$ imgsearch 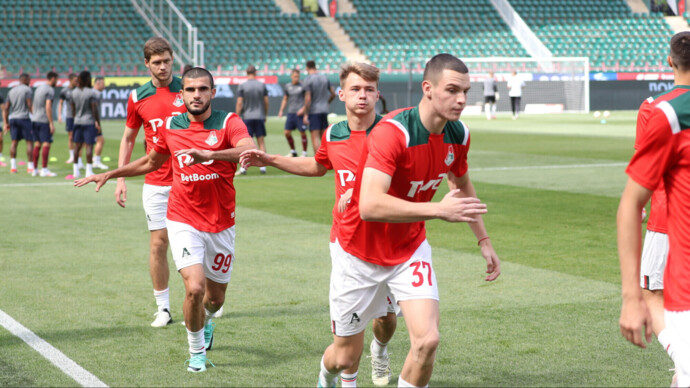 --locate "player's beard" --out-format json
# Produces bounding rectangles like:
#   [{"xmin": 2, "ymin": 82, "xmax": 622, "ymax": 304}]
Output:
[{"xmin": 186, "ymin": 99, "xmax": 211, "ymax": 116}]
